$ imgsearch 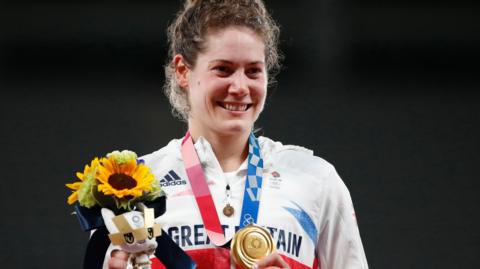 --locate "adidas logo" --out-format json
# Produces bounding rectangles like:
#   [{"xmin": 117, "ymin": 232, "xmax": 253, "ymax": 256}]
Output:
[{"xmin": 160, "ymin": 170, "xmax": 187, "ymax": 187}]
